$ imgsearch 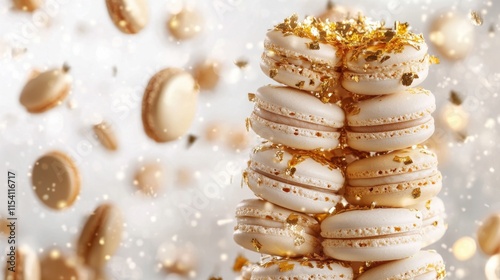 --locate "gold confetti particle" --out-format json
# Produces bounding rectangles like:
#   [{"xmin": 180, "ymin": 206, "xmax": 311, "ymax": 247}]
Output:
[
  {"xmin": 235, "ymin": 59, "xmax": 248, "ymax": 69},
  {"xmin": 401, "ymin": 72, "xmax": 418, "ymax": 86},
  {"xmin": 248, "ymin": 93, "xmax": 256, "ymax": 102},
  {"xmin": 306, "ymin": 41, "xmax": 320, "ymax": 50},
  {"xmin": 278, "ymin": 262, "xmax": 295, "ymax": 272},
  {"xmin": 187, "ymin": 134, "xmax": 198, "ymax": 148},
  {"xmin": 286, "ymin": 213, "xmax": 300, "ymax": 225},
  {"xmin": 432, "ymin": 221, "xmax": 439, "ymax": 227},
  {"xmin": 429, "ymin": 55, "xmax": 440, "ymax": 64},
  {"xmin": 232, "ymin": 255, "xmax": 249, "ymax": 272},
  {"xmin": 449, "ymin": 90, "xmax": 463, "ymax": 106},
  {"xmin": 269, "ymin": 68, "xmax": 278, "ymax": 78},
  {"xmin": 245, "ymin": 118, "xmax": 251, "ymax": 132},
  {"xmin": 393, "ymin": 155, "xmax": 413, "ymax": 165},
  {"xmin": 285, "ymin": 167, "xmax": 297, "ymax": 177},
  {"xmin": 274, "ymin": 150, "xmax": 284, "ymax": 162},
  {"xmin": 251, "ymin": 238, "xmax": 262, "ymax": 252},
  {"xmin": 469, "ymin": 10, "xmax": 483, "ymax": 26},
  {"xmin": 380, "ymin": 55, "xmax": 391, "ymax": 63},
  {"xmin": 62, "ymin": 63, "xmax": 71, "ymax": 73},
  {"xmin": 412, "ymin": 188, "xmax": 421, "ymax": 199}
]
